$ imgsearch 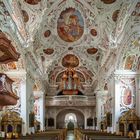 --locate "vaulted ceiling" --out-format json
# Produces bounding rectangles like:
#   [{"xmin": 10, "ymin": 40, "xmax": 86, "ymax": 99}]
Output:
[{"xmin": 0, "ymin": 0, "xmax": 140, "ymax": 94}]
